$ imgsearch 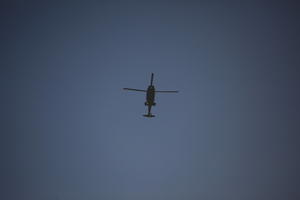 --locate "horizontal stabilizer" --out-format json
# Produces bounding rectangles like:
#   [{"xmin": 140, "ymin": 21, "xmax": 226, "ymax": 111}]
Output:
[{"xmin": 143, "ymin": 114, "xmax": 155, "ymax": 118}]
